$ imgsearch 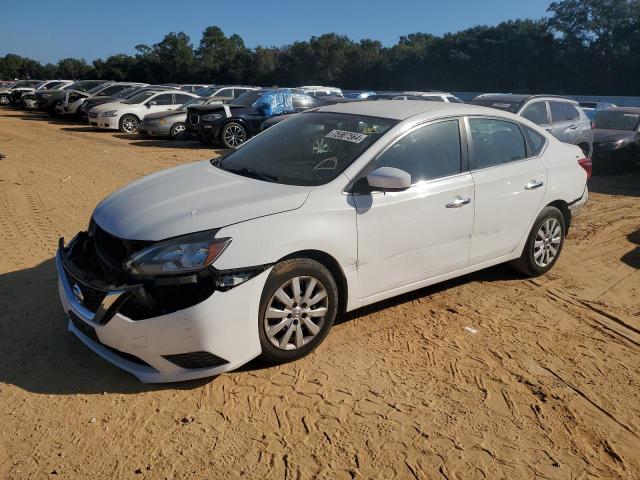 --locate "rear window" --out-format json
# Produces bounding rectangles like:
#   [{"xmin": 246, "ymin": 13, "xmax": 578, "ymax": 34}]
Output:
[{"xmin": 470, "ymin": 99, "xmax": 522, "ymax": 114}]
